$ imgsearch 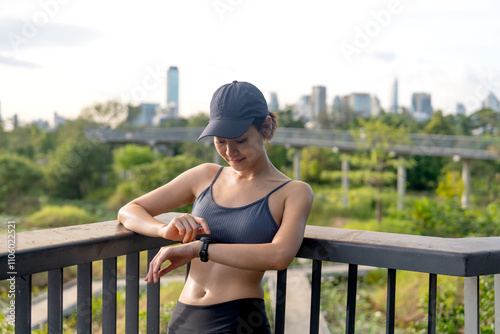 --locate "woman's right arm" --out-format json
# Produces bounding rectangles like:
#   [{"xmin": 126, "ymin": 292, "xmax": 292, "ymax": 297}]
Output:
[{"xmin": 117, "ymin": 163, "xmax": 216, "ymax": 241}]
